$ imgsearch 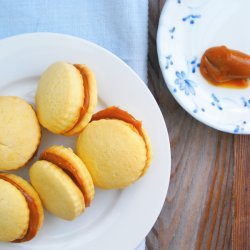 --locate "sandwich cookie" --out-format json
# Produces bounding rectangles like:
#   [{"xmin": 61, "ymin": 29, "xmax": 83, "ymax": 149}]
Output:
[
  {"xmin": 0, "ymin": 96, "xmax": 41, "ymax": 170},
  {"xmin": 36, "ymin": 62, "xmax": 97, "ymax": 135},
  {"xmin": 76, "ymin": 106, "xmax": 152, "ymax": 189},
  {"xmin": 30, "ymin": 146, "xmax": 94, "ymax": 220},
  {"xmin": 0, "ymin": 173, "xmax": 44, "ymax": 242}
]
